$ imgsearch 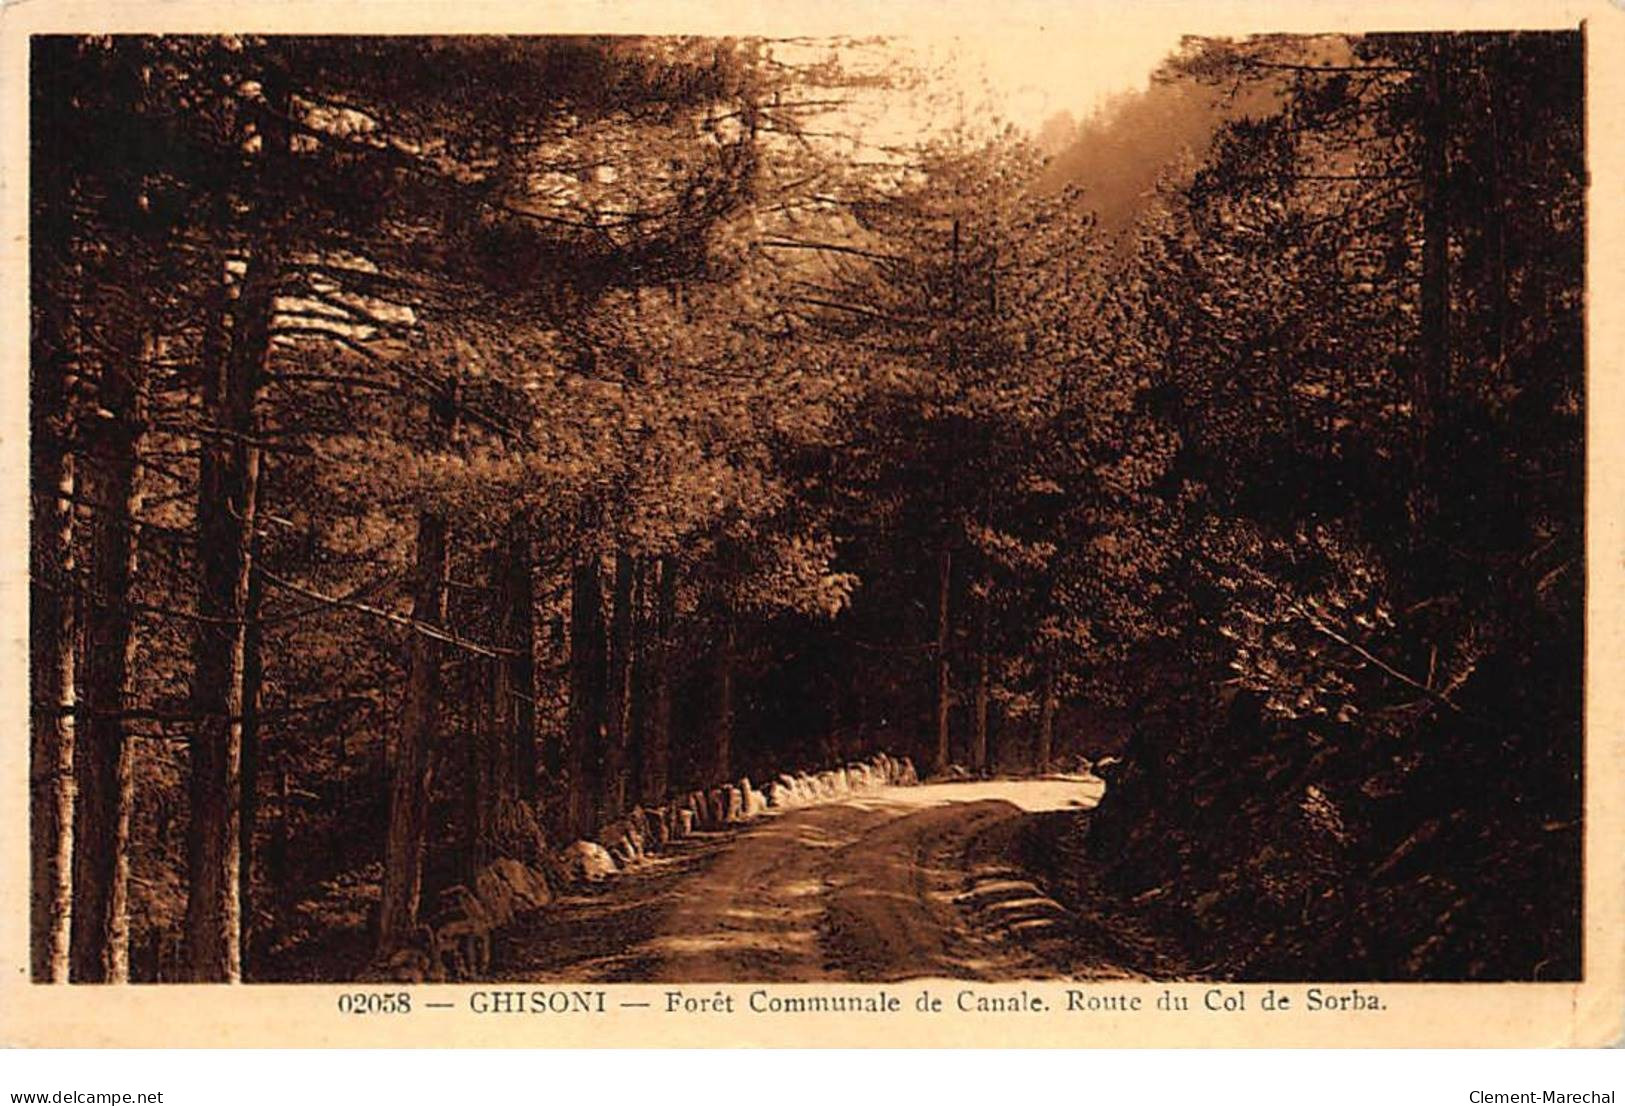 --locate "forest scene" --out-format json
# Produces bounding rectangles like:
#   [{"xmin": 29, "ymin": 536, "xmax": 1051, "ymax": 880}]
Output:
[{"xmin": 27, "ymin": 29, "xmax": 1583, "ymax": 987}]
